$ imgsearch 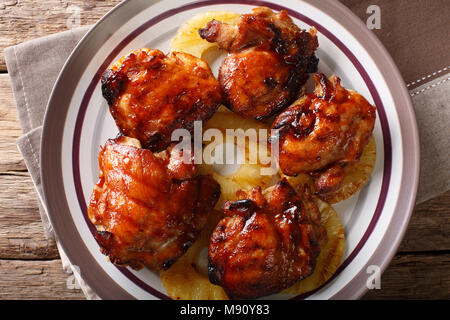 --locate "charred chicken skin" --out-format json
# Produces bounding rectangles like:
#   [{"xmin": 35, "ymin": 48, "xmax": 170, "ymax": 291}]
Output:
[
  {"xmin": 209, "ymin": 179, "xmax": 326, "ymax": 299},
  {"xmin": 270, "ymin": 73, "xmax": 376, "ymax": 195},
  {"xmin": 199, "ymin": 7, "xmax": 319, "ymax": 120},
  {"xmin": 88, "ymin": 136, "xmax": 220, "ymax": 271},
  {"xmin": 101, "ymin": 49, "xmax": 222, "ymax": 152}
]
